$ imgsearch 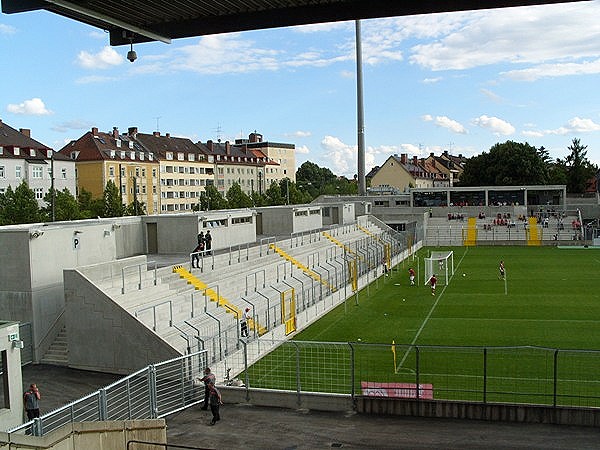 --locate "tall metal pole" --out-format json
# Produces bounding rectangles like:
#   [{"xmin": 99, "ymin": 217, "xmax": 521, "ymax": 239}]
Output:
[
  {"xmin": 355, "ymin": 20, "xmax": 366, "ymax": 196},
  {"xmin": 50, "ymin": 150, "xmax": 55, "ymax": 221}
]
